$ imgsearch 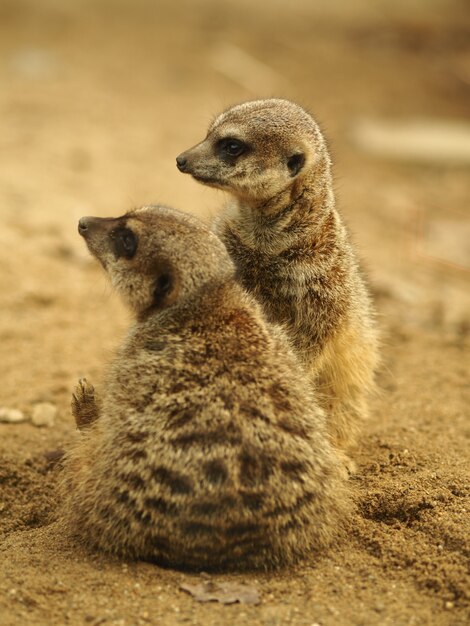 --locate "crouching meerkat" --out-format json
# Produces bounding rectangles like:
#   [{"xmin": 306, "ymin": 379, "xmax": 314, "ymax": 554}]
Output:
[
  {"xmin": 64, "ymin": 205, "xmax": 349, "ymax": 571},
  {"xmin": 176, "ymin": 99, "xmax": 379, "ymax": 452}
]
